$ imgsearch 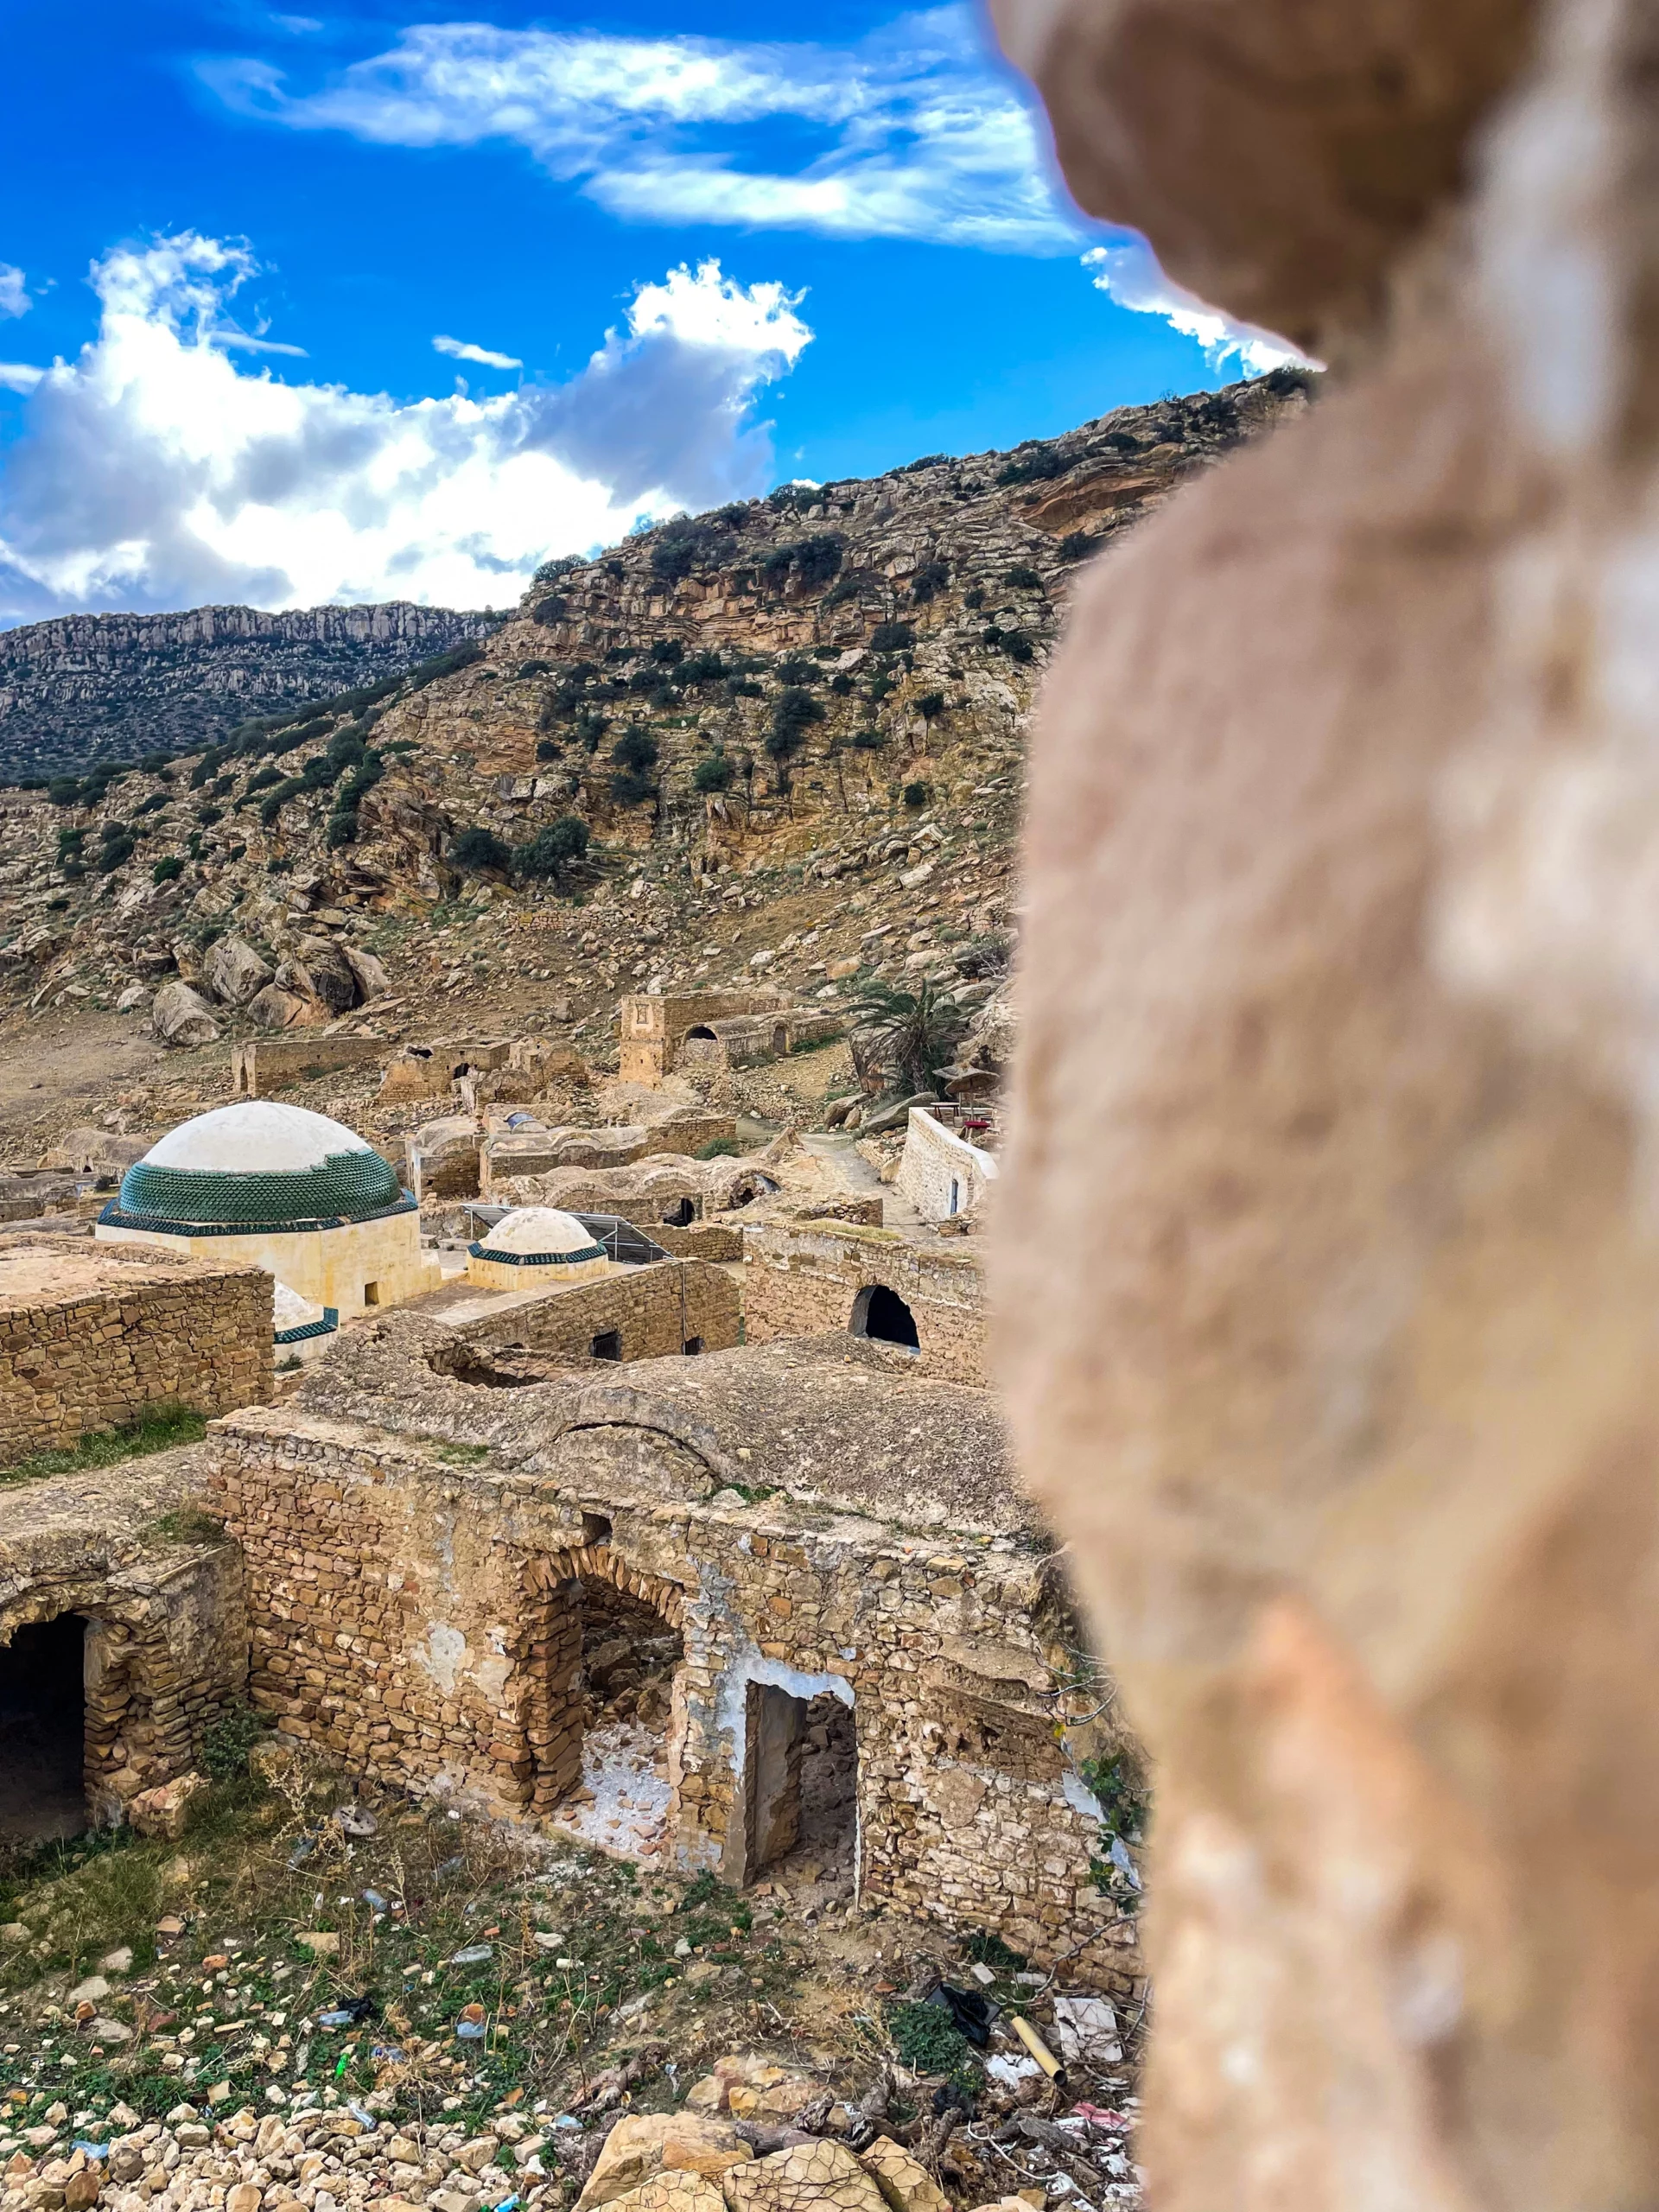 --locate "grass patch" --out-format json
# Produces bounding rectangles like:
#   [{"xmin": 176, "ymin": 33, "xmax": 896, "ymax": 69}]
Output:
[
  {"xmin": 143, "ymin": 1506, "xmax": 226, "ymax": 1545},
  {"xmin": 0, "ymin": 1403, "xmax": 207, "ymax": 1488}
]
